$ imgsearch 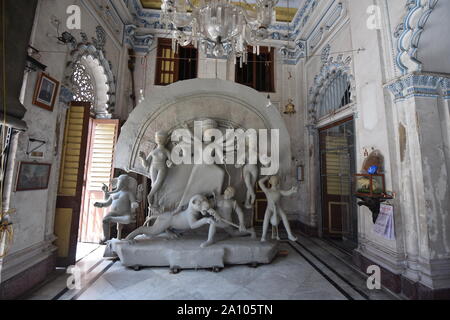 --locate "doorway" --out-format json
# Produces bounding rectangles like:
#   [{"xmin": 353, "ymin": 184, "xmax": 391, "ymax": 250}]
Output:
[
  {"xmin": 78, "ymin": 119, "xmax": 119, "ymax": 244},
  {"xmin": 53, "ymin": 105, "xmax": 118, "ymax": 267},
  {"xmin": 319, "ymin": 117, "xmax": 357, "ymax": 251}
]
